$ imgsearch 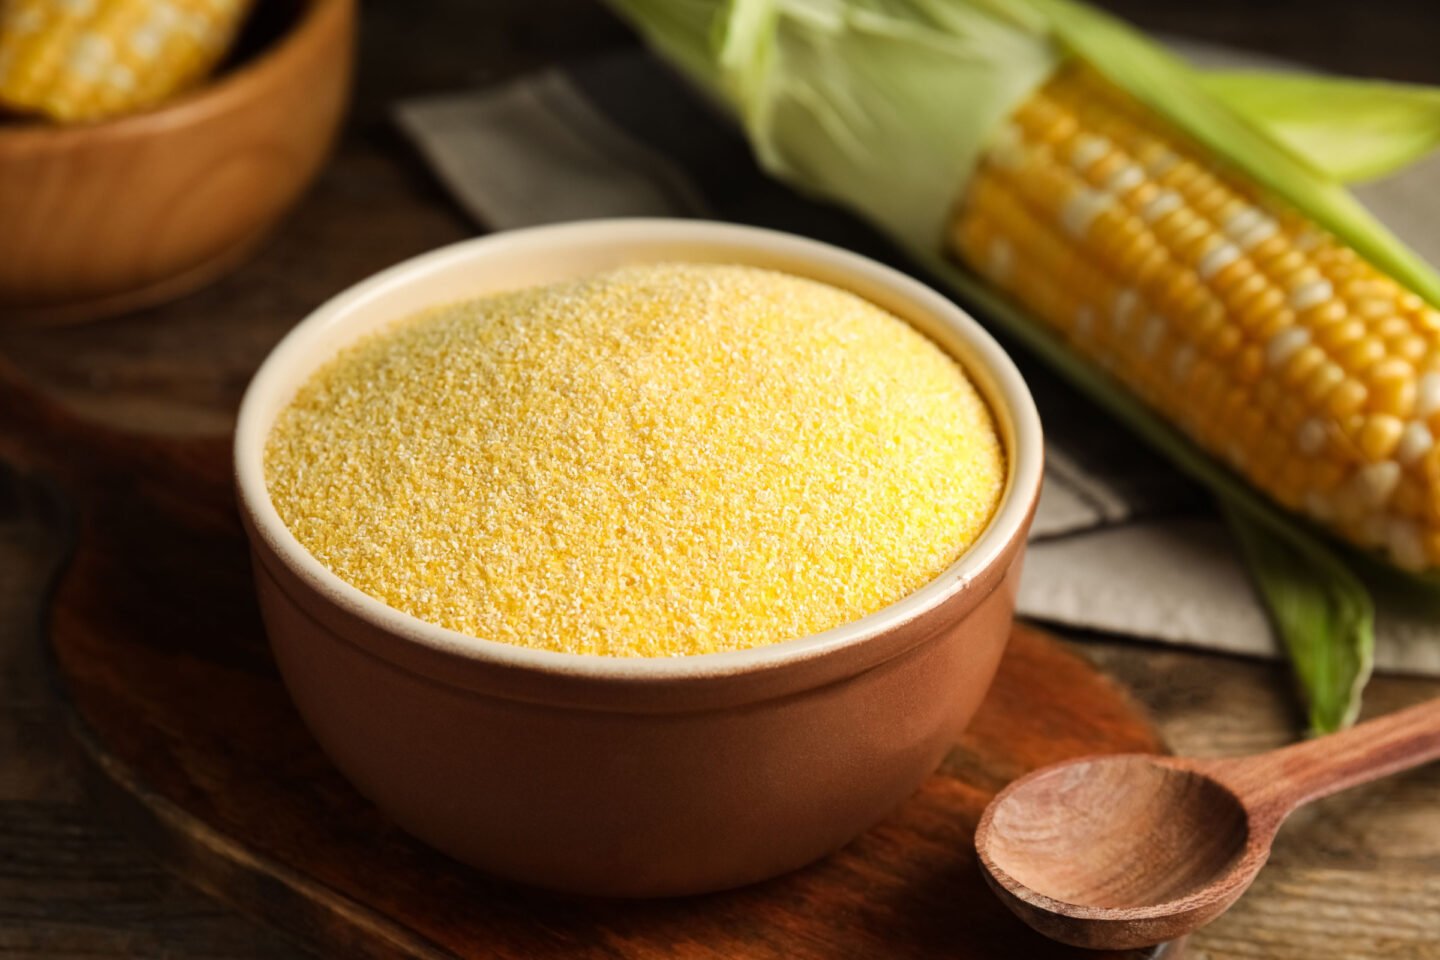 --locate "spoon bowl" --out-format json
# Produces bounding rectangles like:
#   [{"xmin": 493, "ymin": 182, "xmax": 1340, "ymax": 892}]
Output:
[
  {"xmin": 976, "ymin": 755, "xmax": 1262, "ymax": 950},
  {"xmin": 975, "ymin": 699, "xmax": 1440, "ymax": 950}
]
